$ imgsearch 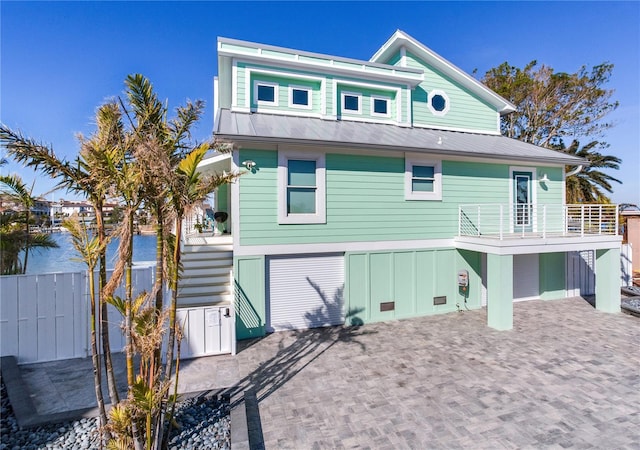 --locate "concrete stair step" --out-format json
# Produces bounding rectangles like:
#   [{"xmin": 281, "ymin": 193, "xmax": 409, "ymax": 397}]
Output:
[
  {"xmin": 176, "ymin": 294, "xmax": 233, "ymax": 307},
  {"xmin": 181, "ymin": 267, "xmax": 232, "ymax": 277},
  {"xmin": 178, "ymin": 284, "xmax": 231, "ymax": 296}
]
